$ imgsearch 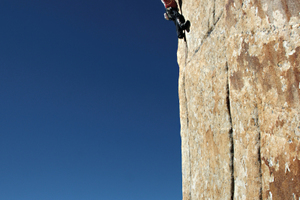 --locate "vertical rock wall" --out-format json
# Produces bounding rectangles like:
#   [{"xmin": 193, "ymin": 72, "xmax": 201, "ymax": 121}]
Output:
[{"xmin": 177, "ymin": 0, "xmax": 300, "ymax": 199}]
